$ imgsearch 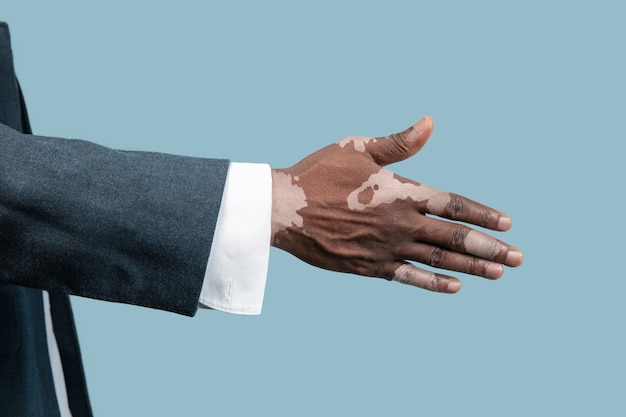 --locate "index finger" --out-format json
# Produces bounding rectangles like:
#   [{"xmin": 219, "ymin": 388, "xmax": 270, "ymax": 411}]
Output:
[
  {"xmin": 396, "ymin": 175, "xmax": 512, "ymax": 231},
  {"xmin": 428, "ymin": 190, "xmax": 512, "ymax": 231}
]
